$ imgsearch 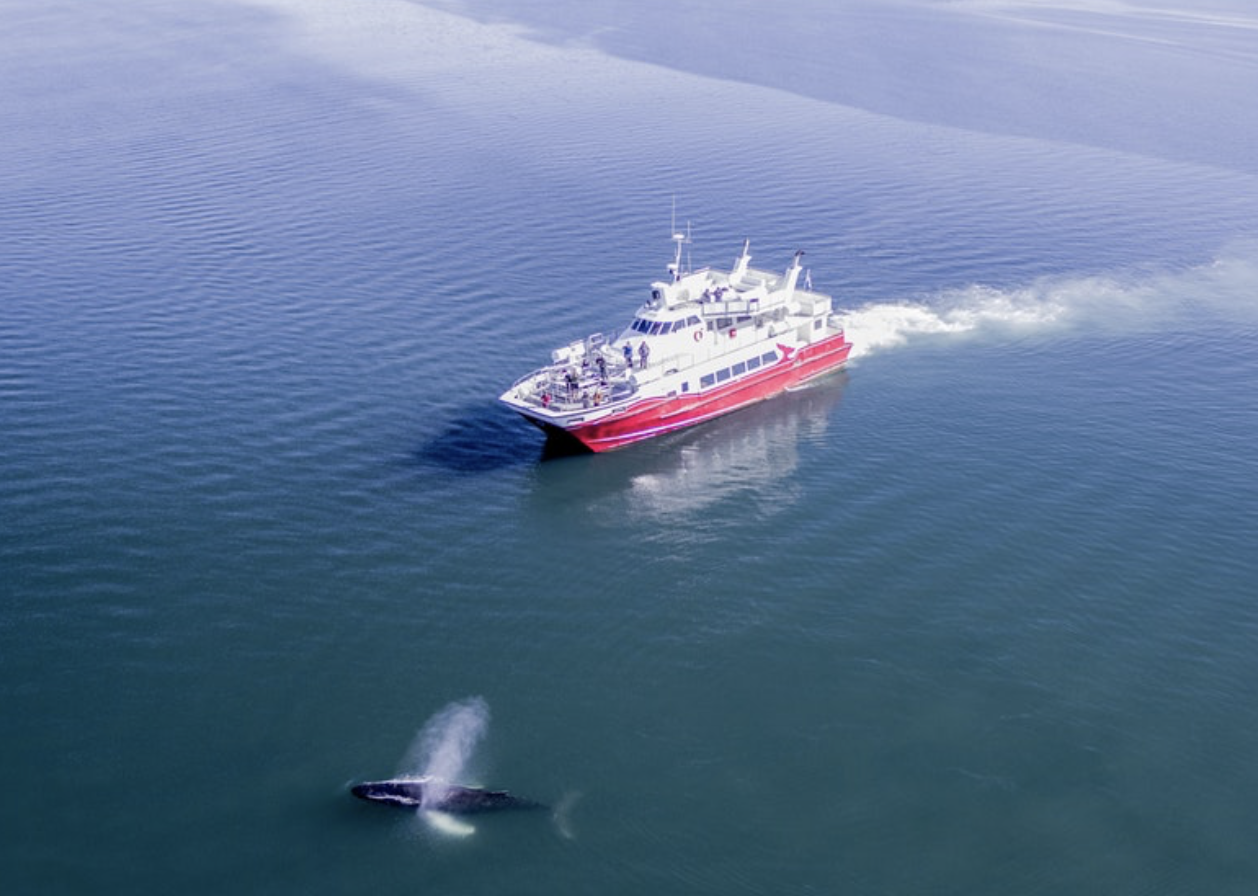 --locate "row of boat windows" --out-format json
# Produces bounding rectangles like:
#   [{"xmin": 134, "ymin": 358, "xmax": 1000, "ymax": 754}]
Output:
[
  {"xmin": 630, "ymin": 315, "xmax": 701, "ymax": 335},
  {"xmin": 697, "ymin": 351, "xmax": 778, "ymax": 389}
]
